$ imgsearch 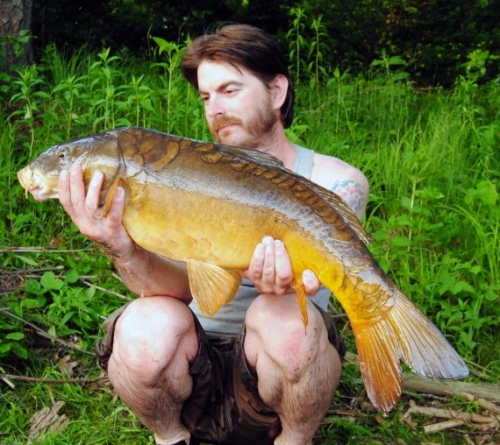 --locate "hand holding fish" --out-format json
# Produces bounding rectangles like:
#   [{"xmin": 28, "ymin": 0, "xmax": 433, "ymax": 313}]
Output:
[
  {"xmin": 244, "ymin": 235, "xmax": 321, "ymax": 296},
  {"xmin": 58, "ymin": 163, "xmax": 193, "ymax": 300},
  {"xmin": 58, "ymin": 164, "xmax": 134, "ymax": 261}
]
